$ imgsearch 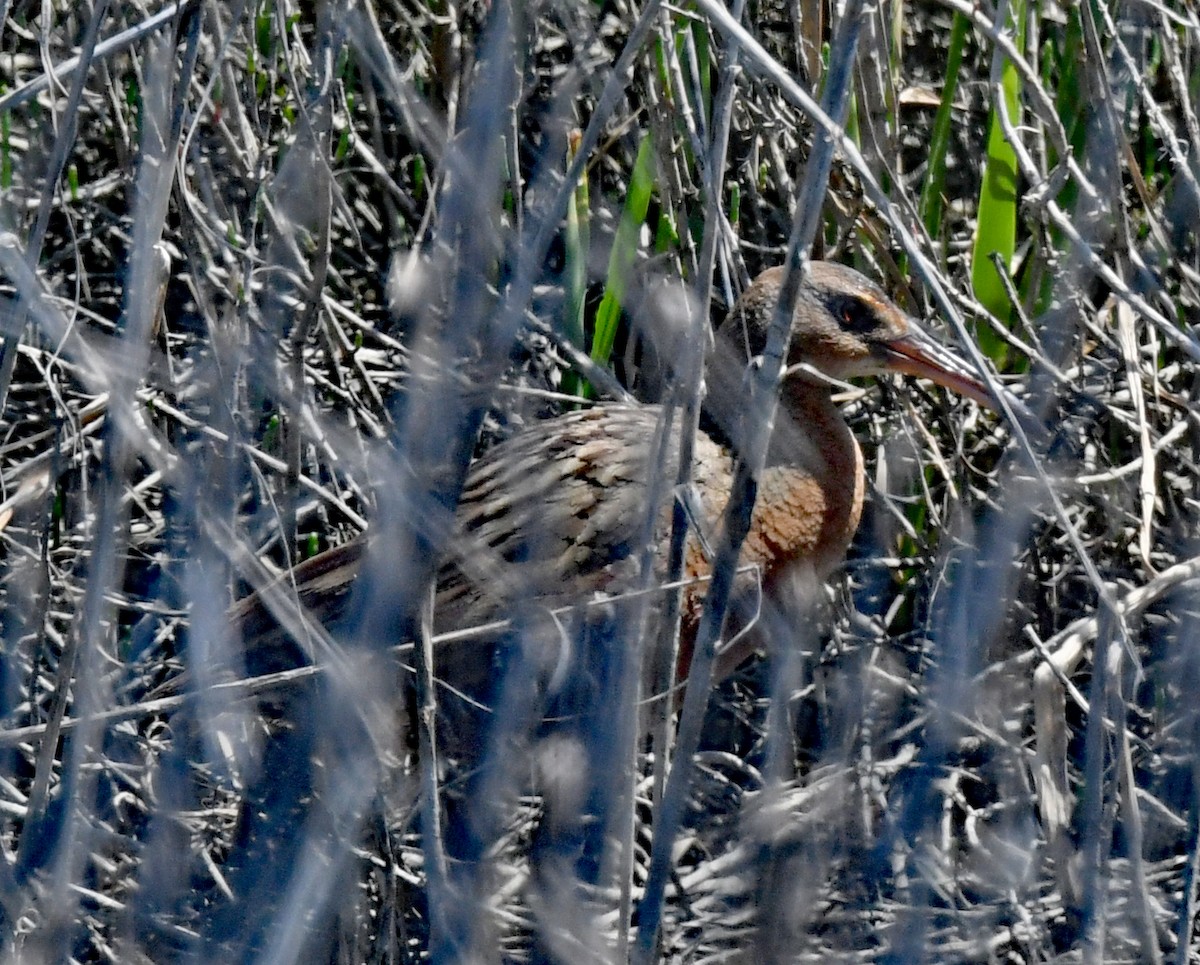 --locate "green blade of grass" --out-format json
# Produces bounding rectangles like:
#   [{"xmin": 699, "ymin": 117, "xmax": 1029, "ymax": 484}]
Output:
[
  {"xmin": 562, "ymin": 130, "xmax": 590, "ymax": 400},
  {"xmin": 590, "ymin": 132, "xmax": 656, "ymax": 377},
  {"xmin": 1032, "ymin": 6, "xmax": 1086, "ymax": 320},
  {"xmin": 691, "ymin": 16, "xmax": 712, "ymax": 127},
  {"xmin": 918, "ymin": 11, "xmax": 970, "ymax": 244},
  {"xmin": 2, "ymin": 98, "xmax": 13, "ymax": 191},
  {"xmin": 970, "ymin": 0, "xmax": 1026, "ymax": 362}
]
